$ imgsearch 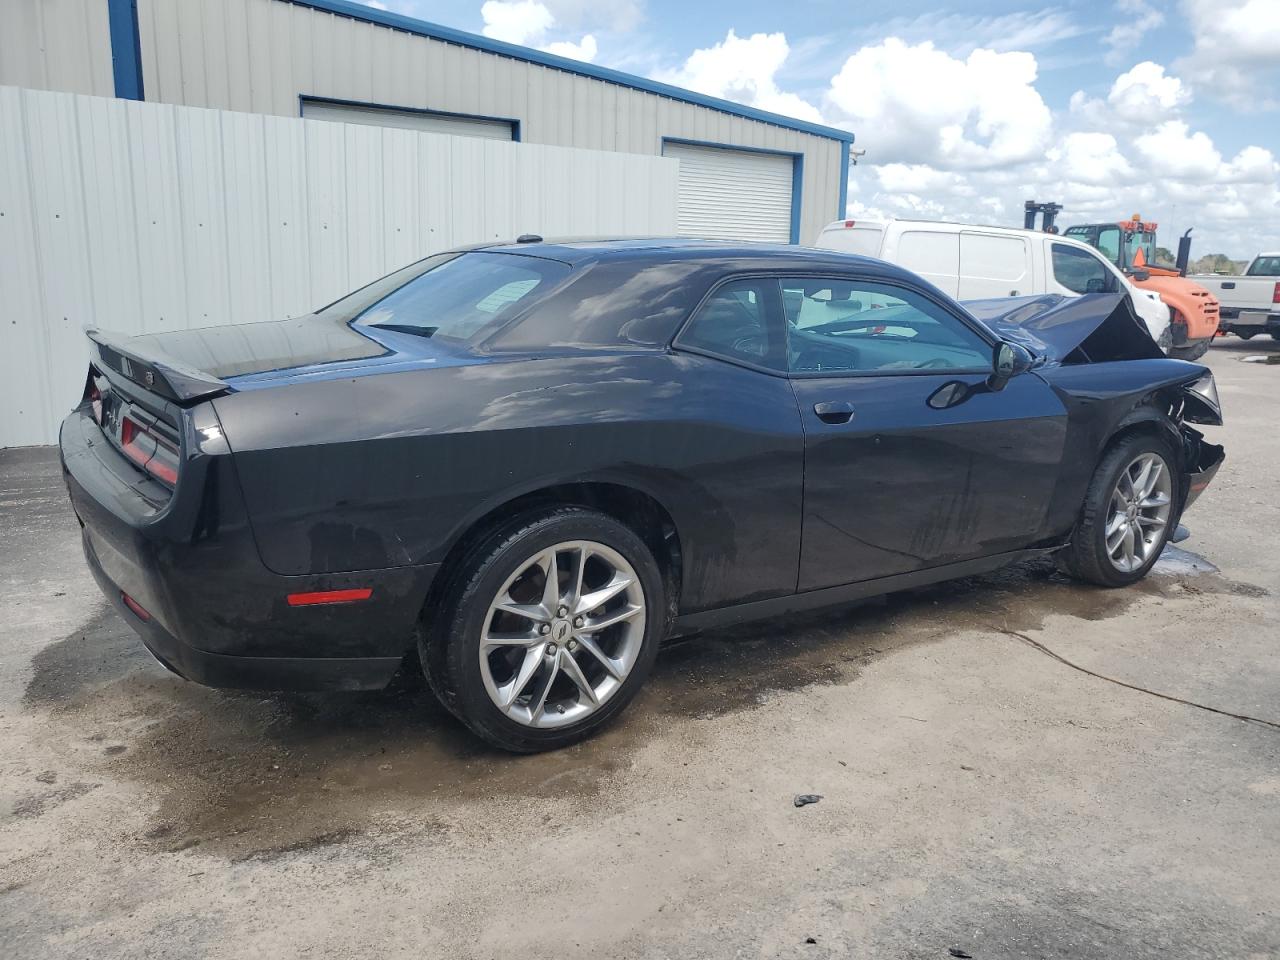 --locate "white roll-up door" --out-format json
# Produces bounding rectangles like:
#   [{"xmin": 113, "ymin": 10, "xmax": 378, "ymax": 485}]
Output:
[
  {"xmin": 302, "ymin": 99, "xmax": 515, "ymax": 140},
  {"xmin": 662, "ymin": 141, "xmax": 794, "ymax": 243}
]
